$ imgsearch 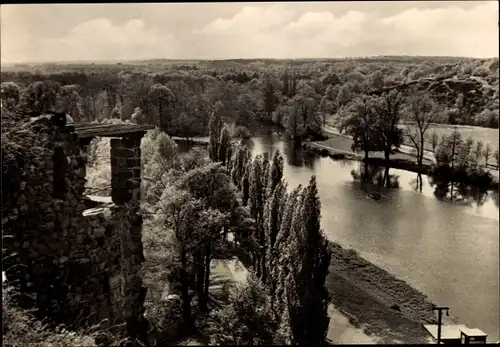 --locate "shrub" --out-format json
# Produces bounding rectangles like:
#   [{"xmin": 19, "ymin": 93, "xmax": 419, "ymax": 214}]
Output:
[{"xmin": 3, "ymin": 289, "xmax": 97, "ymax": 347}]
